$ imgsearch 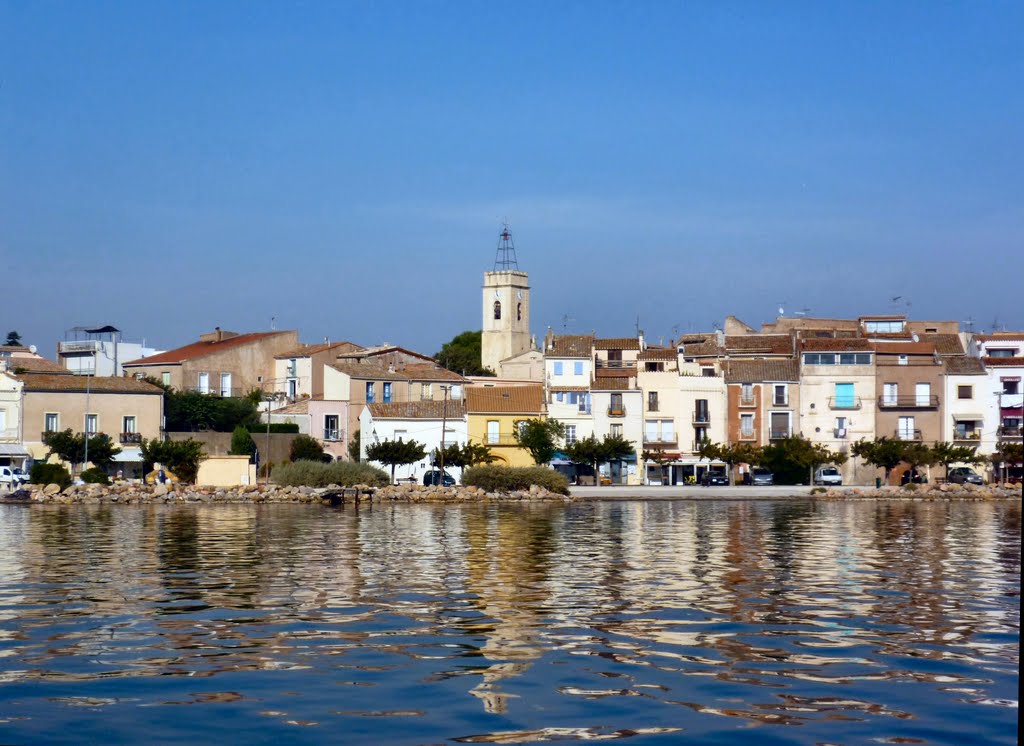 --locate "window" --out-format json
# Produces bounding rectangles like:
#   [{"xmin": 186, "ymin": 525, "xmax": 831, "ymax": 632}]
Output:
[
  {"xmin": 770, "ymin": 412, "xmax": 790, "ymax": 438},
  {"xmin": 1003, "ymin": 379, "xmax": 1020, "ymax": 395},
  {"xmin": 957, "ymin": 385, "xmax": 973, "ymax": 400},
  {"xmin": 45, "ymin": 413, "xmax": 59, "ymax": 432},
  {"xmin": 553, "ymin": 362, "xmax": 564, "ymax": 376},
  {"xmin": 610, "ymin": 423, "xmax": 623, "ymax": 438},
  {"xmin": 324, "ymin": 414, "xmax": 340, "ymax": 441},
  {"xmin": 579, "ymin": 393, "xmax": 591, "ymax": 414},
  {"xmin": 220, "ymin": 372, "xmax": 232, "ymax": 397},
  {"xmin": 740, "ymin": 413, "xmax": 754, "ymax": 437},
  {"xmin": 643, "ymin": 419, "xmax": 674, "ymax": 442},
  {"xmin": 365, "ymin": 382, "xmax": 375, "ymax": 403},
  {"xmin": 122, "ymin": 416, "xmax": 136, "ymax": 434},
  {"xmin": 898, "ymin": 354, "xmax": 908, "ymax": 366},
  {"xmin": 865, "ymin": 320, "xmax": 905, "ymax": 333},
  {"xmin": 609, "ymin": 393, "xmax": 623, "ymax": 414},
  {"xmin": 695, "ymin": 399, "xmax": 709, "ymax": 422},
  {"xmin": 989, "ymin": 349, "xmax": 1016, "ymax": 358},
  {"xmin": 486, "ymin": 420, "xmax": 500, "ymax": 444},
  {"xmin": 161, "ymin": 372, "xmax": 171, "ymax": 387},
  {"xmin": 517, "ymin": 303, "xmax": 522, "ymax": 321},
  {"xmin": 85, "ymin": 414, "xmax": 98, "ymax": 435},
  {"xmin": 701, "ymin": 367, "xmax": 716, "ymax": 377},
  {"xmin": 493, "ymin": 301, "xmax": 501, "ymax": 320},
  {"xmin": 883, "ymin": 383, "xmax": 898, "ymax": 405},
  {"xmin": 608, "ymin": 349, "xmax": 622, "ymax": 362},
  {"xmin": 574, "ymin": 361, "xmax": 583, "ymax": 376},
  {"xmin": 383, "ymin": 382, "xmax": 392, "ymax": 403},
  {"xmin": 834, "ymin": 383, "xmax": 855, "ymax": 408},
  {"xmin": 565, "ymin": 425, "xmax": 577, "ymax": 444},
  {"xmin": 803, "ymin": 353, "xmax": 836, "ymax": 365},
  {"xmin": 694, "ymin": 426, "xmax": 708, "ymax": 446},
  {"xmin": 834, "ymin": 416, "xmax": 847, "ymax": 438},
  {"xmin": 554, "ymin": 392, "xmax": 563, "ymax": 403},
  {"xmin": 421, "ymin": 383, "xmax": 432, "ymax": 400},
  {"xmin": 288, "ymin": 379, "xmax": 297, "ymax": 399},
  {"xmin": 197, "ymin": 372, "xmax": 209, "ymax": 394},
  {"xmin": 773, "ymin": 384, "xmax": 787, "ymax": 406},
  {"xmin": 645, "ymin": 420, "xmax": 658, "ymax": 442},
  {"xmin": 898, "ymin": 416, "xmax": 916, "ymax": 440},
  {"xmin": 740, "ymin": 383, "xmax": 754, "ymax": 404},
  {"xmin": 648, "ymin": 391, "xmax": 659, "ymax": 411},
  {"xmin": 915, "ymin": 383, "xmax": 931, "ymax": 406}
]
